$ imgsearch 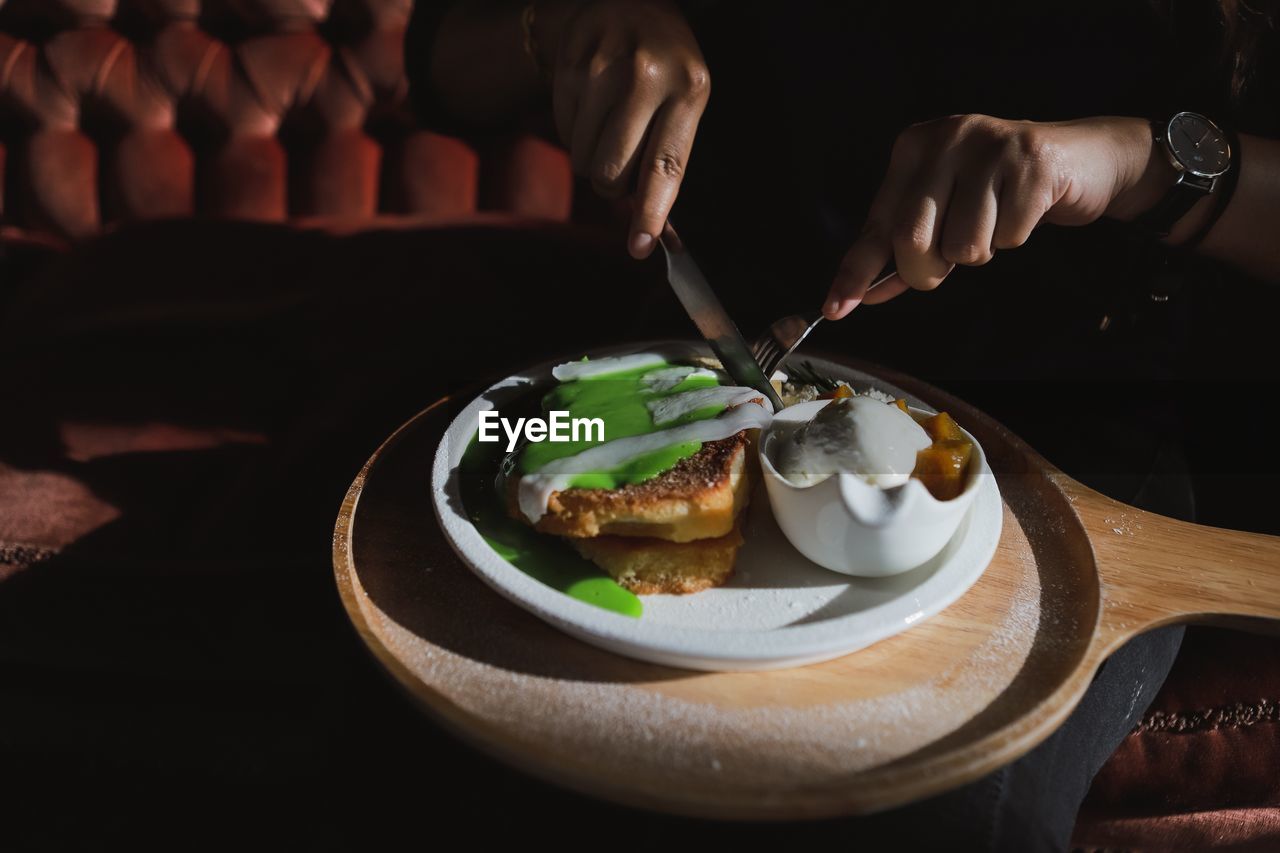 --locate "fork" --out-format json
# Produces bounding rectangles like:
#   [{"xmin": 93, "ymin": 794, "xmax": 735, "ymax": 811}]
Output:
[
  {"xmin": 751, "ymin": 311, "xmax": 825, "ymax": 380},
  {"xmin": 751, "ymin": 266, "xmax": 898, "ymax": 378}
]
